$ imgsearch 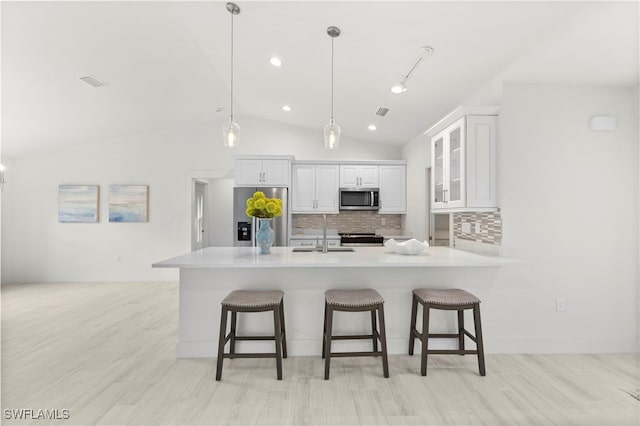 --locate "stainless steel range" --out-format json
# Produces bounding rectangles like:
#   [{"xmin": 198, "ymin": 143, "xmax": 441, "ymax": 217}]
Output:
[{"xmin": 339, "ymin": 232, "xmax": 384, "ymax": 247}]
